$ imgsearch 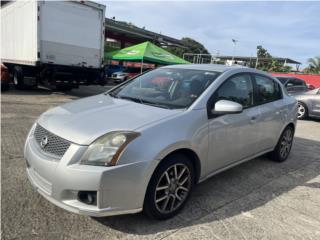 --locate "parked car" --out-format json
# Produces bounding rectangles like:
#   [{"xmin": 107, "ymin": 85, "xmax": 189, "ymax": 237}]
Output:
[
  {"xmin": 25, "ymin": 65, "xmax": 297, "ymax": 219},
  {"xmin": 294, "ymin": 88, "xmax": 320, "ymax": 119},
  {"xmin": 1, "ymin": 63, "xmax": 10, "ymax": 91},
  {"xmin": 111, "ymin": 67, "xmax": 141, "ymax": 83},
  {"xmin": 105, "ymin": 65, "xmax": 124, "ymax": 78},
  {"xmin": 274, "ymin": 76, "xmax": 309, "ymax": 94}
]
